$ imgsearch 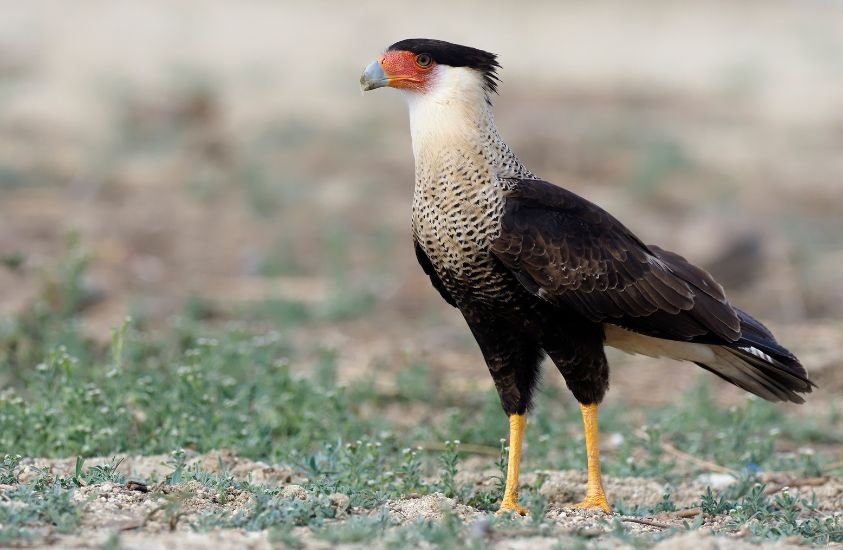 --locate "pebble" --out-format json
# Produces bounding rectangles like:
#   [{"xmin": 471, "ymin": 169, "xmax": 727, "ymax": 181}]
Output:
[
  {"xmin": 694, "ymin": 473, "xmax": 736, "ymax": 490},
  {"xmin": 328, "ymin": 492, "xmax": 350, "ymax": 512},
  {"xmin": 280, "ymin": 484, "xmax": 308, "ymax": 500},
  {"xmin": 18, "ymin": 466, "xmax": 39, "ymax": 483}
]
